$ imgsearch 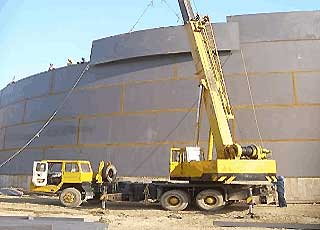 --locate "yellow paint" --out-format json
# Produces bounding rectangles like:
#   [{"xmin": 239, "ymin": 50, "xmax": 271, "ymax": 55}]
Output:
[
  {"xmin": 207, "ymin": 129, "xmax": 213, "ymax": 160},
  {"xmin": 76, "ymin": 117, "xmax": 81, "ymax": 144},
  {"xmin": 218, "ymin": 176, "xmax": 227, "ymax": 182},
  {"xmin": 170, "ymin": 159, "xmax": 276, "ymax": 179},
  {"xmin": 291, "ymin": 72, "xmax": 299, "ymax": 105},
  {"xmin": 95, "ymin": 160, "xmax": 105, "ymax": 184},
  {"xmin": 120, "ymin": 82, "xmax": 126, "ymax": 112},
  {"xmin": 226, "ymin": 176, "xmax": 236, "ymax": 183}
]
